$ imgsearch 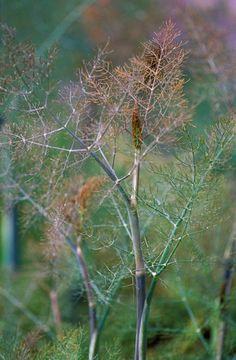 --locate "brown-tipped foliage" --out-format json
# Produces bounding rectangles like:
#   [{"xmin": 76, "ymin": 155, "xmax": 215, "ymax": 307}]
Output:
[
  {"xmin": 44, "ymin": 176, "xmax": 106, "ymax": 260},
  {"xmin": 57, "ymin": 21, "xmax": 189, "ymax": 152},
  {"xmin": 57, "ymin": 47, "xmax": 114, "ymax": 149},
  {"xmin": 77, "ymin": 176, "xmax": 106, "ymax": 213},
  {"xmin": 115, "ymin": 21, "xmax": 189, "ymax": 142},
  {"xmin": 78, "ymin": 46, "xmax": 112, "ymax": 106},
  {"xmin": 61, "ymin": 176, "xmax": 106, "ymax": 233},
  {"xmin": 142, "ymin": 21, "xmax": 180, "ymax": 87}
]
